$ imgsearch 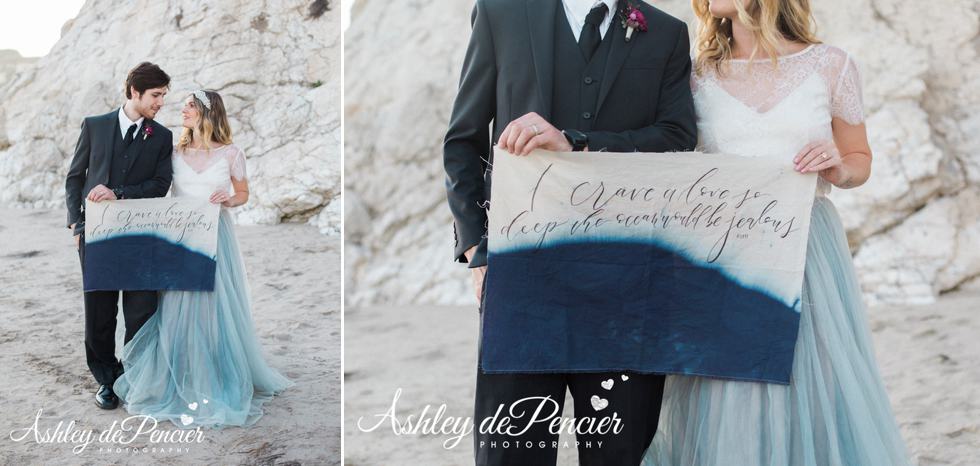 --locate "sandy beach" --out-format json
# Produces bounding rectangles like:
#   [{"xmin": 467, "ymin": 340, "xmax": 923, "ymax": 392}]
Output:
[
  {"xmin": 344, "ymin": 287, "xmax": 980, "ymax": 465},
  {"xmin": 0, "ymin": 208, "xmax": 341, "ymax": 465}
]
